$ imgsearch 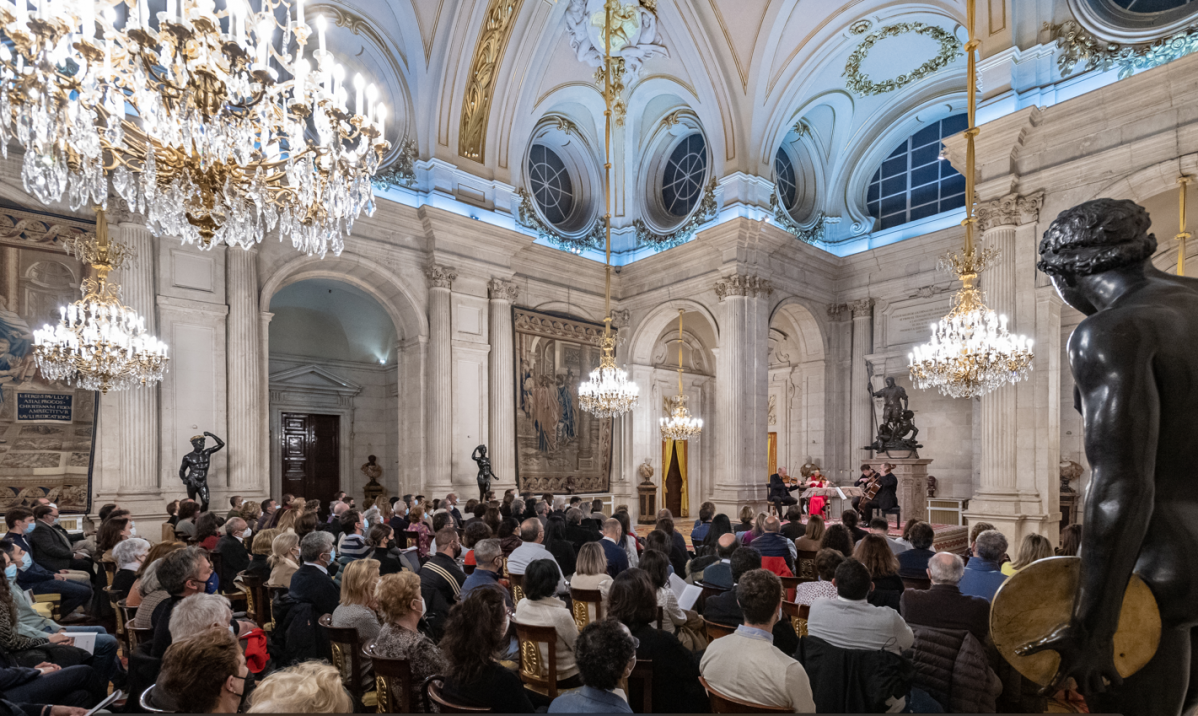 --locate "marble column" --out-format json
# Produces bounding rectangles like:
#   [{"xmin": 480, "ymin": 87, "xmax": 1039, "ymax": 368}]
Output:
[
  {"xmin": 981, "ymin": 222, "xmax": 1019, "ymax": 495},
  {"xmin": 113, "ymin": 220, "xmax": 160, "ymax": 498},
  {"xmin": 849, "ymin": 299, "xmax": 874, "ymax": 466},
  {"xmin": 226, "ymin": 249, "xmax": 261, "ymax": 492},
  {"xmin": 259, "ymin": 312, "xmax": 273, "ymax": 493},
  {"xmin": 487, "ymin": 278, "xmax": 518, "ymax": 489},
  {"xmin": 426, "ymin": 265, "xmax": 456, "ymax": 492}
]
